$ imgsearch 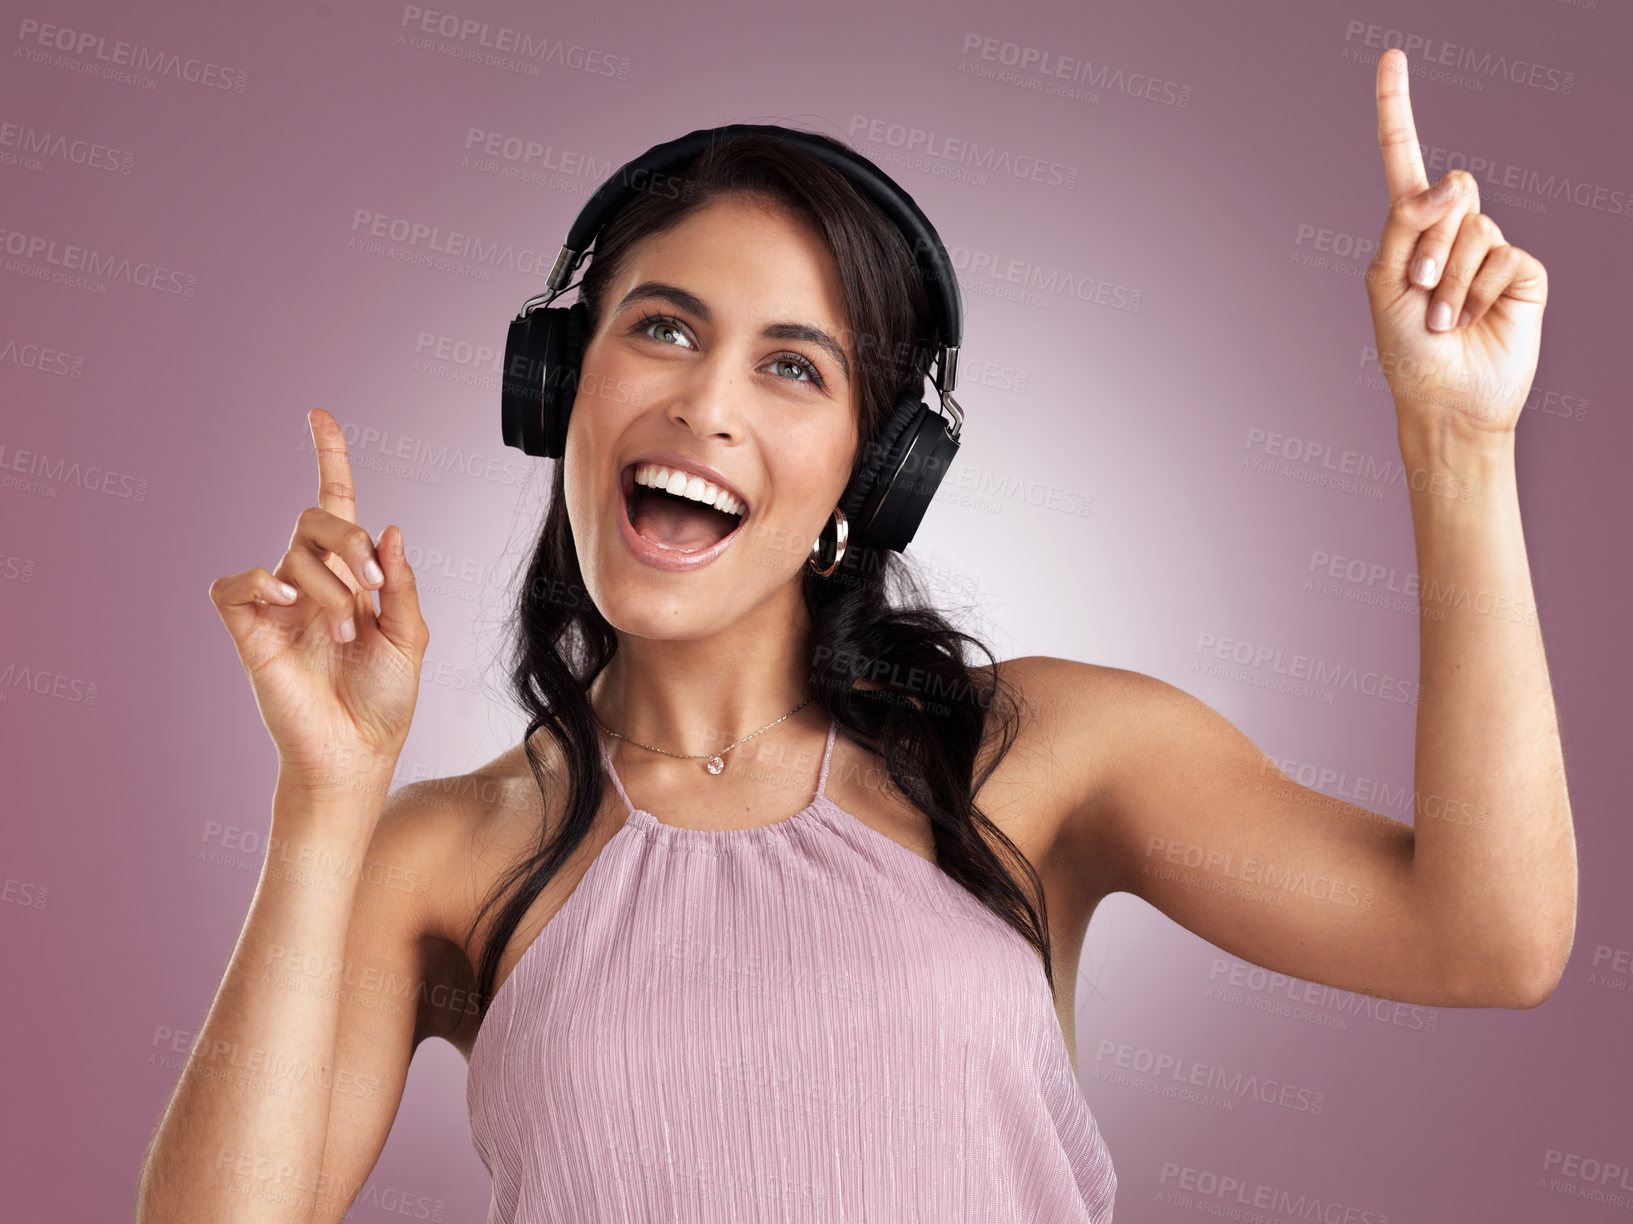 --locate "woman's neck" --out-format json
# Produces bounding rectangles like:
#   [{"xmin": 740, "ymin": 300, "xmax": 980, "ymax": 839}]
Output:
[{"xmin": 590, "ymin": 626, "xmax": 818, "ymax": 754}]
